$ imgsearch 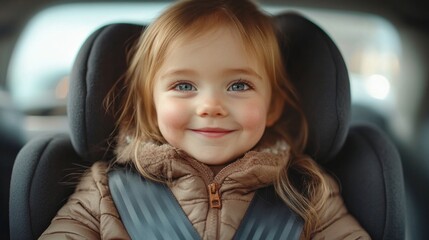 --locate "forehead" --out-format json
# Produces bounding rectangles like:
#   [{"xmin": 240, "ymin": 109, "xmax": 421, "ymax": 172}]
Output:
[{"xmin": 161, "ymin": 25, "xmax": 267, "ymax": 78}]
